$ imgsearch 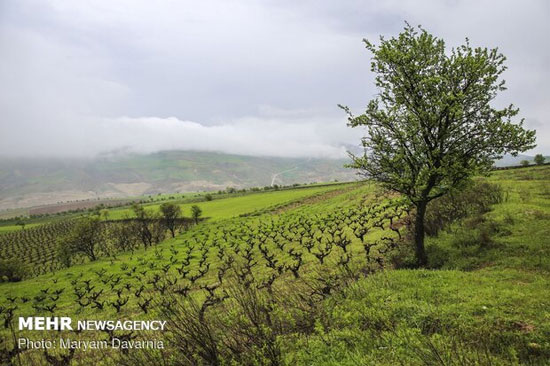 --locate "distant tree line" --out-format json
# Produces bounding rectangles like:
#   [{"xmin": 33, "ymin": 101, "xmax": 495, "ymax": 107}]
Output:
[
  {"xmin": 519, "ymin": 154, "xmax": 547, "ymax": 167},
  {"xmin": 56, "ymin": 203, "xmax": 203, "ymax": 267}
]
